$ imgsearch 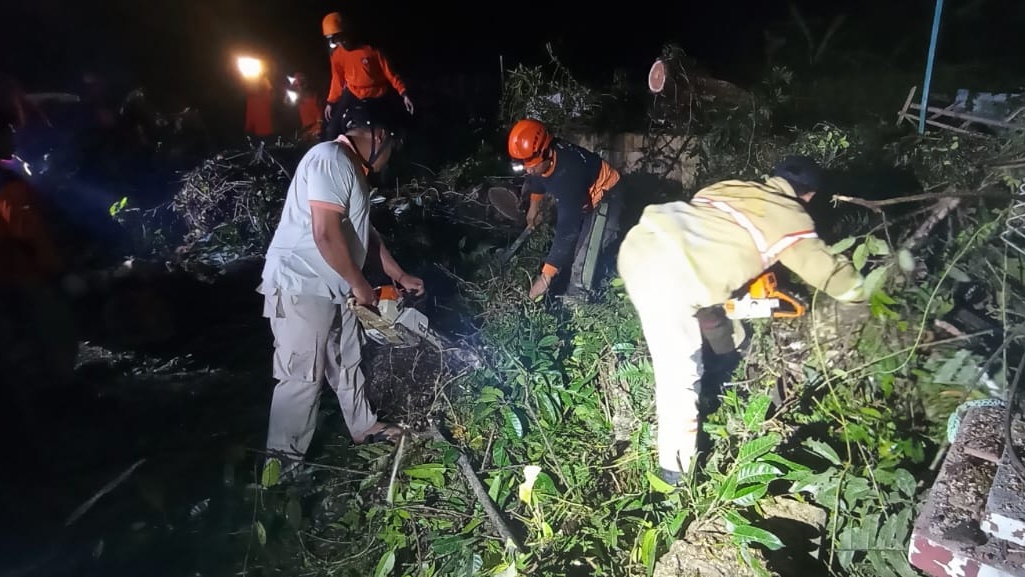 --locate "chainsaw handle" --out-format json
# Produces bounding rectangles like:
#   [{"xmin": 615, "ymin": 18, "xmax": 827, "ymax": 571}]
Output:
[{"xmin": 770, "ymin": 291, "xmax": 806, "ymax": 319}]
